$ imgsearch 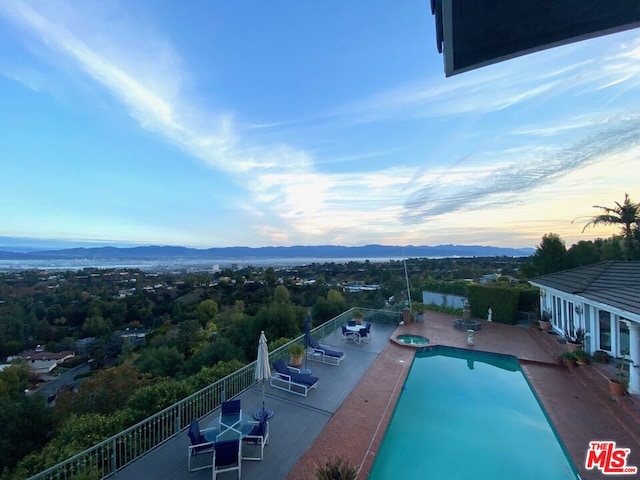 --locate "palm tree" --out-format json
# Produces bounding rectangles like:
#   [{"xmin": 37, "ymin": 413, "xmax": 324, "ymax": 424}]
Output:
[{"xmin": 581, "ymin": 193, "xmax": 639, "ymax": 259}]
